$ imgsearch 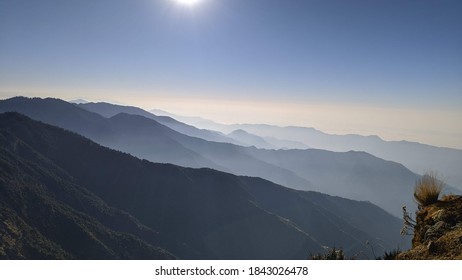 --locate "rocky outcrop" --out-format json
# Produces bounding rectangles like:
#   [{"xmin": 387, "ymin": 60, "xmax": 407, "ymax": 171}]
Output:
[{"xmin": 397, "ymin": 195, "xmax": 462, "ymax": 259}]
